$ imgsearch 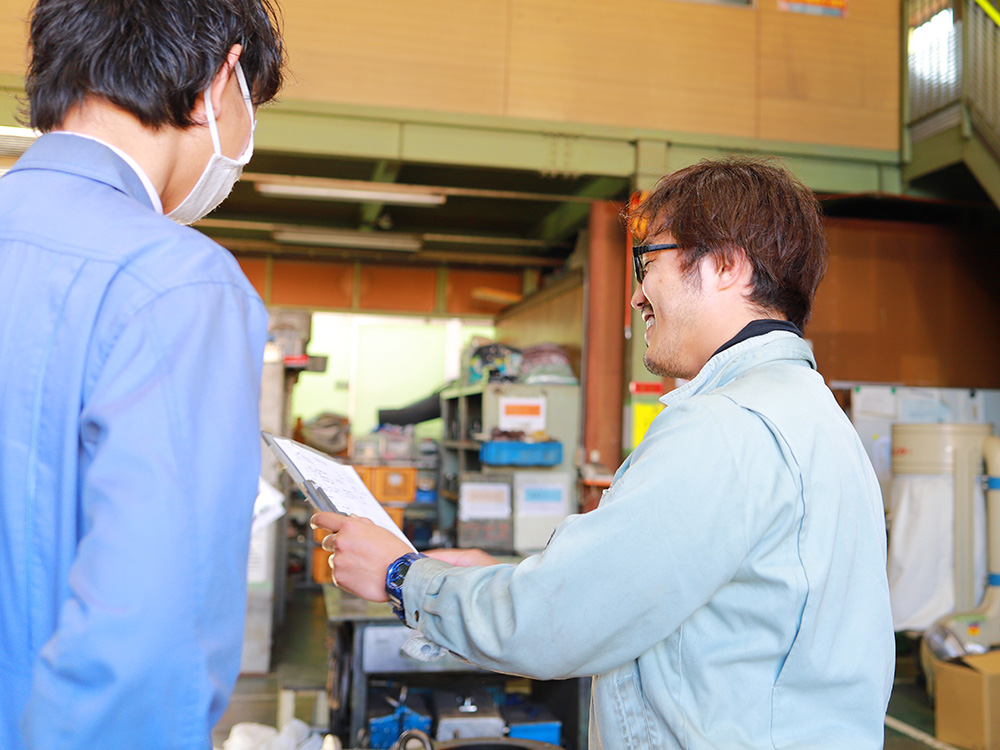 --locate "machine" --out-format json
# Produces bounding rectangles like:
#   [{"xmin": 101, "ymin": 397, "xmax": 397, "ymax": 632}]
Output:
[{"xmin": 922, "ymin": 435, "xmax": 1000, "ymax": 695}]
